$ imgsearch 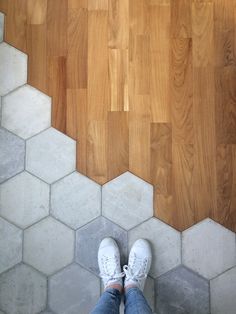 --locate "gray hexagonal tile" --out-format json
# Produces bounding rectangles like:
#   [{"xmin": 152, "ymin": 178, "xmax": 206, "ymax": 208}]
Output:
[
  {"xmin": 144, "ymin": 276, "xmax": 155, "ymax": 312},
  {"xmin": 2, "ymin": 85, "xmax": 51, "ymax": 139},
  {"xmin": 0, "ymin": 217, "xmax": 22, "ymax": 274},
  {"xmin": 182, "ymin": 218, "xmax": 236, "ymax": 279},
  {"xmin": 128, "ymin": 218, "xmax": 181, "ymax": 278},
  {"xmin": 24, "ymin": 217, "xmax": 74, "ymax": 275},
  {"xmin": 102, "ymin": 172, "xmax": 153, "ymax": 230},
  {"xmin": 26, "ymin": 127, "xmax": 76, "ymax": 183},
  {"xmin": 0, "ymin": 128, "xmax": 25, "ymax": 183},
  {"xmin": 0, "ymin": 13, "xmax": 4, "ymax": 43},
  {"xmin": 51, "ymin": 172, "xmax": 101, "ymax": 229},
  {"xmin": 211, "ymin": 266, "xmax": 236, "ymax": 314},
  {"xmin": 76, "ymin": 216, "xmax": 128, "ymax": 275},
  {"xmin": 0, "ymin": 43, "xmax": 27, "ymax": 96},
  {"xmin": 0, "ymin": 171, "xmax": 49, "ymax": 228},
  {"xmin": 49, "ymin": 264, "xmax": 100, "ymax": 314},
  {"xmin": 0, "ymin": 264, "xmax": 47, "ymax": 314},
  {"xmin": 155, "ymin": 266, "xmax": 210, "ymax": 314}
]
